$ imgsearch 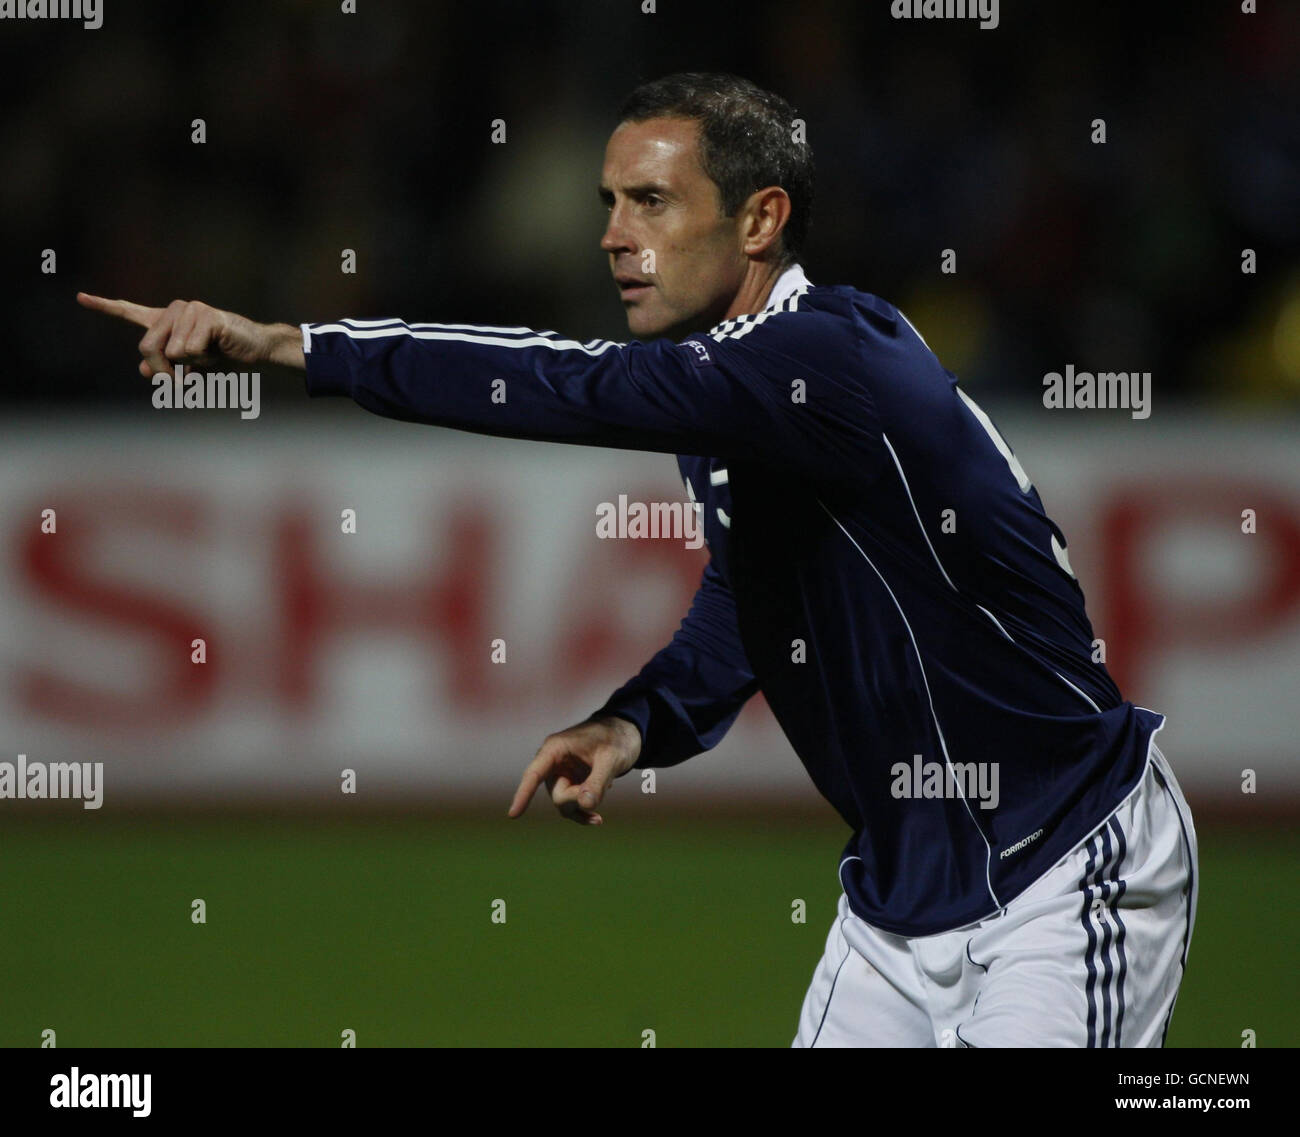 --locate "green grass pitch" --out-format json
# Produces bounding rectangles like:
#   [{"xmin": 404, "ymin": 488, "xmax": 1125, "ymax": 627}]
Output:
[{"xmin": 1, "ymin": 813, "xmax": 1291, "ymax": 1047}]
